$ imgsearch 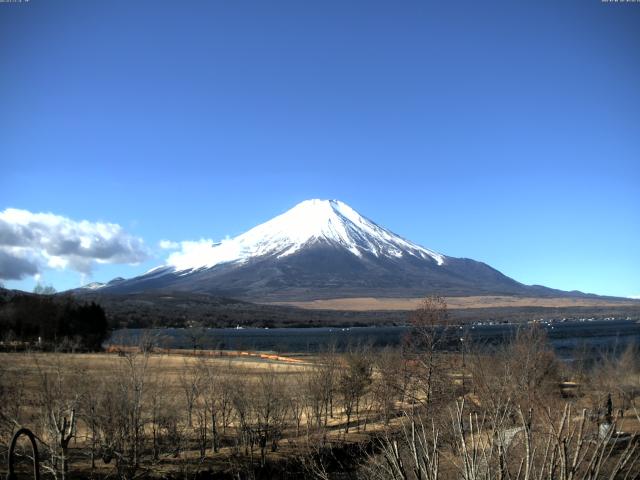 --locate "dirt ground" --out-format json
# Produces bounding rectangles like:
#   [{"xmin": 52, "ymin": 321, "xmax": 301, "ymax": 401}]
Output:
[{"xmin": 268, "ymin": 295, "xmax": 640, "ymax": 311}]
